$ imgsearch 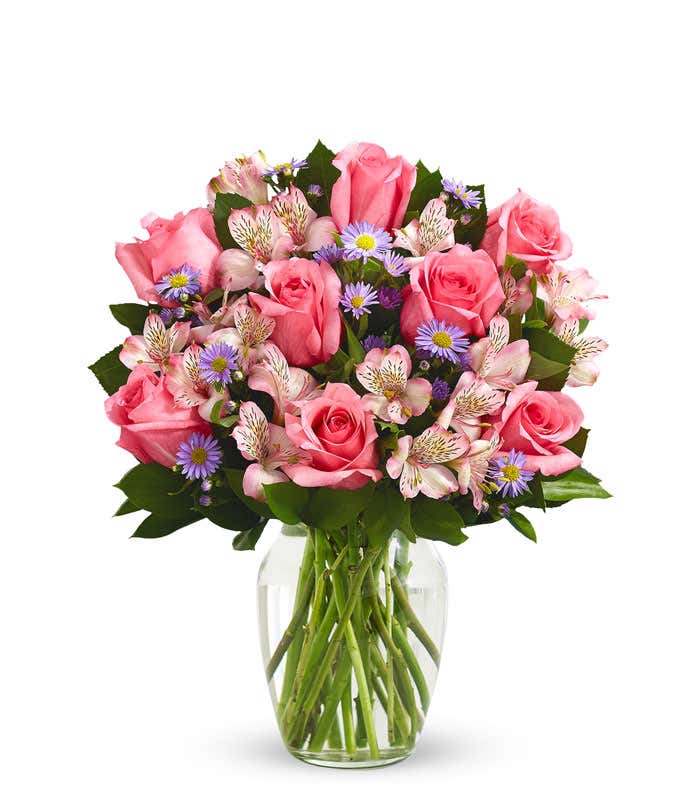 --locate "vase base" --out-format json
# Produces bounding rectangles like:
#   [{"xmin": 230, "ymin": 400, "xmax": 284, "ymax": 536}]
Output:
[{"xmin": 289, "ymin": 747, "xmax": 412, "ymax": 769}]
